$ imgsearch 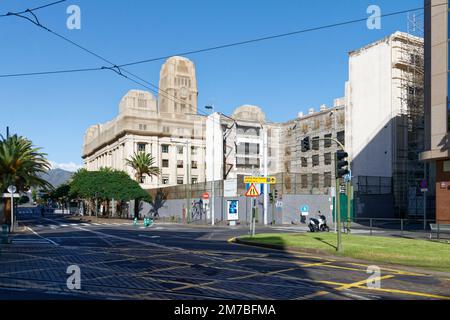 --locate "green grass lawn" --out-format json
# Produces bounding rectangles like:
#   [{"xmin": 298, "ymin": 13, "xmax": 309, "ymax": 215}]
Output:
[{"xmin": 240, "ymin": 233, "xmax": 450, "ymax": 273}]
